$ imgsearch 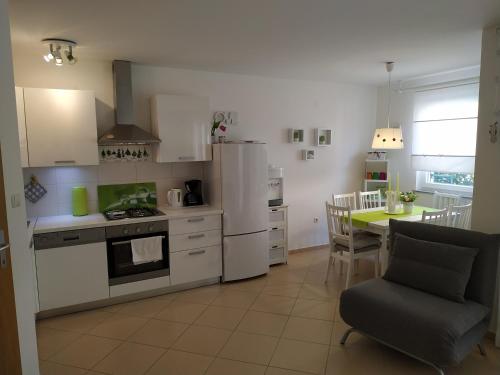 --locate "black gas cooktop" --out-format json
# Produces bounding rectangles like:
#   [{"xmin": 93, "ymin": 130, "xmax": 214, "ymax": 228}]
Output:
[{"xmin": 103, "ymin": 207, "xmax": 165, "ymax": 221}]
